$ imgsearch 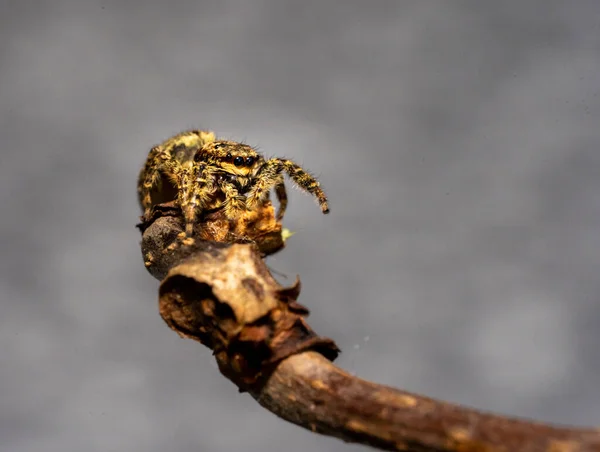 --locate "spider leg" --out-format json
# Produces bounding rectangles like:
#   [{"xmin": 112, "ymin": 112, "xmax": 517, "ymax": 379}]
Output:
[
  {"xmin": 217, "ymin": 178, "xmax": 248, "ymax": 220},
  {"xmin": 180, "ymin": 163, "xmax": 216, "ymax": 236},
  {"xmin": 246, "ymin": 158, "xmax": 329, "ymax": 215},
  {"xmin": 274, "ymin": 178, "xmax": 288, "ymax": 221},
  {"xmin": 280, "ymin": 159, "xmax": 329, "ymax": 214},
  {"xmin": 246, "ymin": 161, "xmax": 281, "ymax": 210}
]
